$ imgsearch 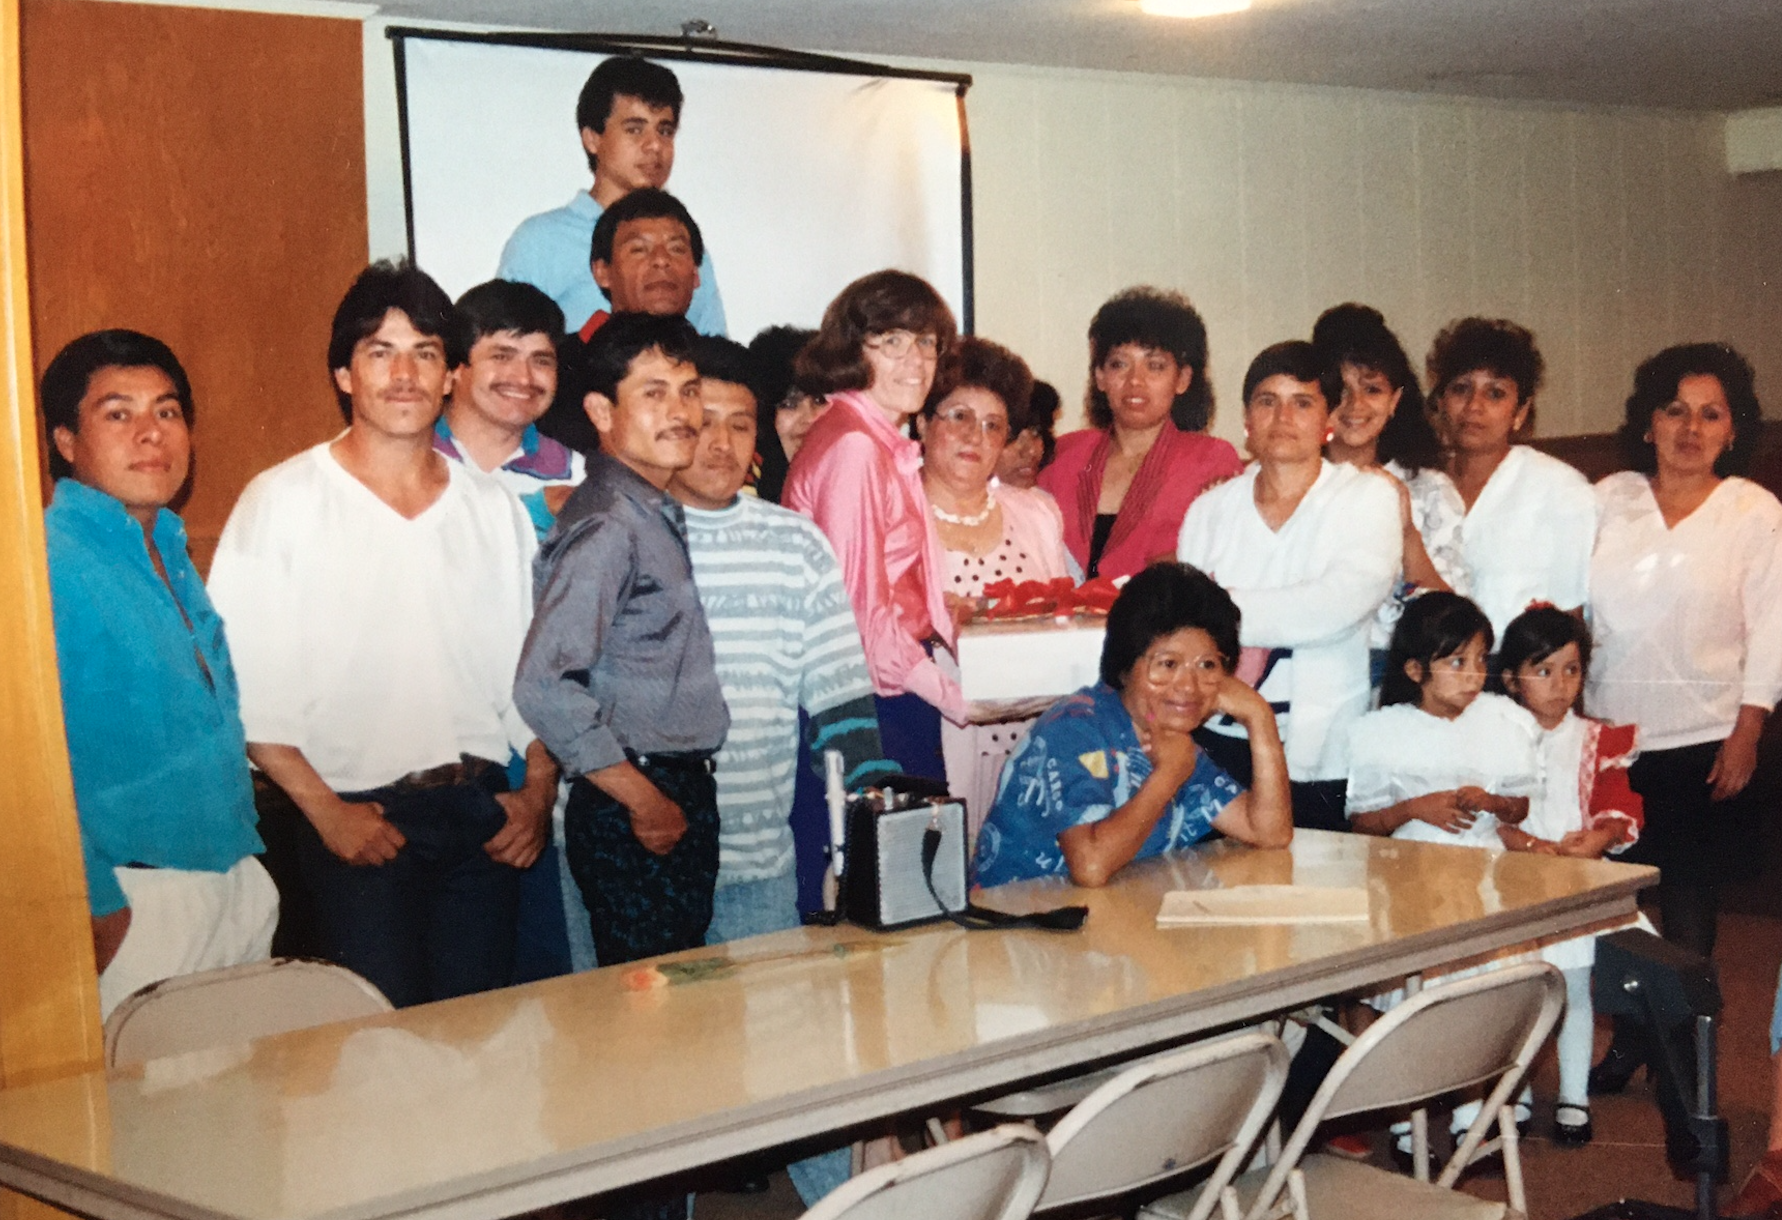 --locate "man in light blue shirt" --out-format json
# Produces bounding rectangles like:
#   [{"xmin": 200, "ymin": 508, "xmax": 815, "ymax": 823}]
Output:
[
  {"xmin": 497, "ymin": 55, "xmax": 726, "ymax": 336},
  {"xmin": 42, "ymin": 329, "xmax": 275, "ymax": 1019}
]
